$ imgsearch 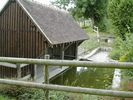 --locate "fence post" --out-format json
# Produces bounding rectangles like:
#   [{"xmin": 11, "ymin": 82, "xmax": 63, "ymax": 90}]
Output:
[
  {"xmin": 16, "ymin": 64, "xmax": 21, "ymax": 79},
  {"xmin": 93, "ymin": 26, "xmax": 100, "ymax": 43},
  {"xmin": 44, "ymin": 65, "xmax": 49, "ymax": 100}
]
